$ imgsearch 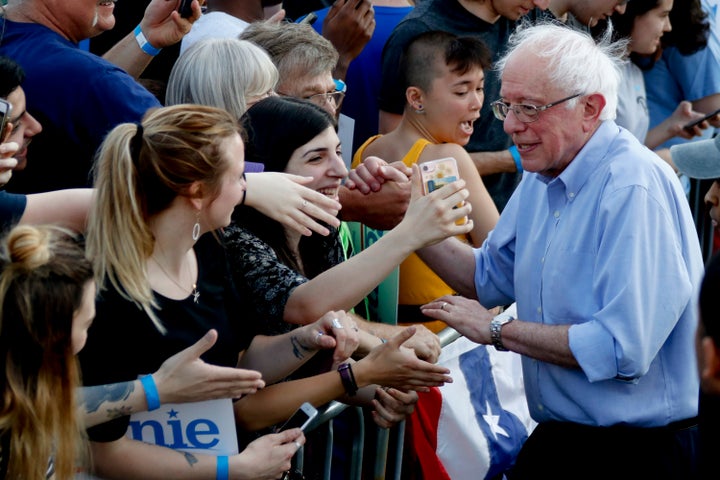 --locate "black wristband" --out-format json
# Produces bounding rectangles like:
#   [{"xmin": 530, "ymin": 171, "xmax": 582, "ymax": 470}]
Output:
[{"xmin": 337, "ymin": 363, "xmax": 358, "ymax": 396}]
